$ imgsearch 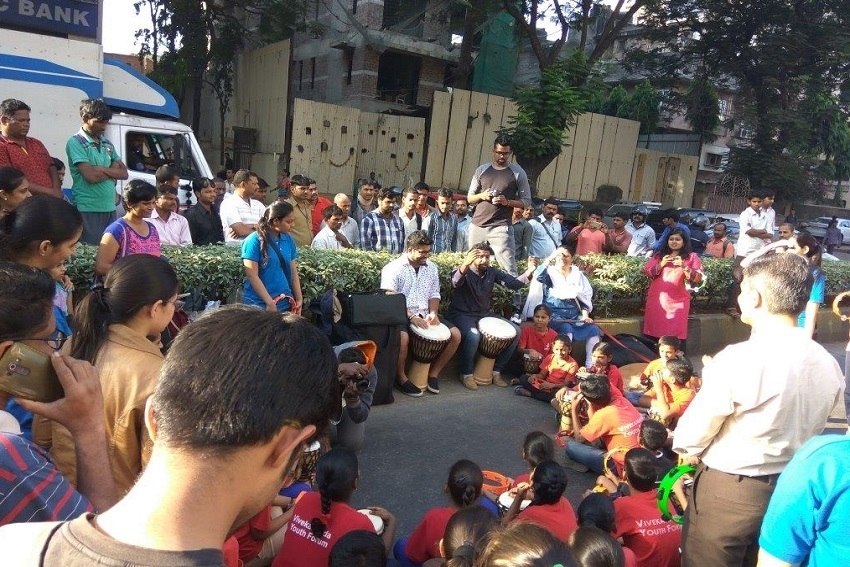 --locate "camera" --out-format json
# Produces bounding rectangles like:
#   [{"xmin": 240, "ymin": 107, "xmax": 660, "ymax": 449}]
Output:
[
  {"xmin": 338, "ymin": 346, "xmax": 370, "ymax": 394},
  {"xmin": 349, "ymin": 375, "xmax": 370, "ymax": 393}
]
